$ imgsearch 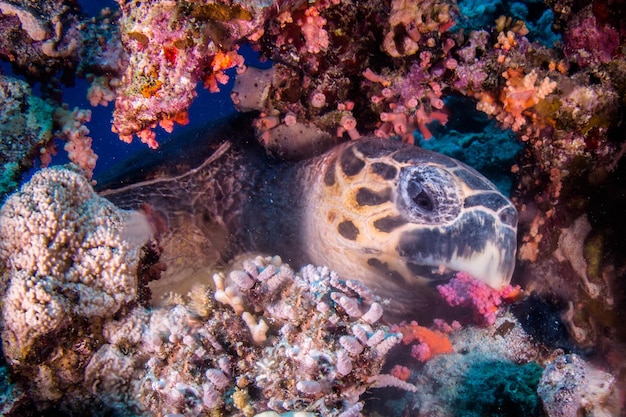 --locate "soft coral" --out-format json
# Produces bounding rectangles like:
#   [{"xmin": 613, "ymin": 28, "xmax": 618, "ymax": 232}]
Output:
[{"xmin": 437, "ymin": 271, "xmax": 521, "ymax": 326}]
